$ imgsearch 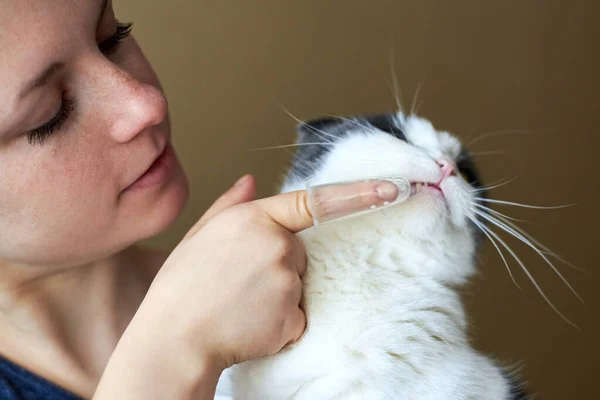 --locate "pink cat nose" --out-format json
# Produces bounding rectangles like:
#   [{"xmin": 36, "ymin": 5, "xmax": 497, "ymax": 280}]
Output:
[{"xmin": 436, "ymin": 157, "xmax": 458, "ymax": 178}]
